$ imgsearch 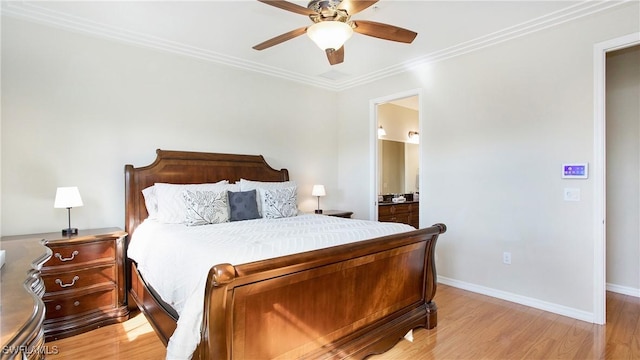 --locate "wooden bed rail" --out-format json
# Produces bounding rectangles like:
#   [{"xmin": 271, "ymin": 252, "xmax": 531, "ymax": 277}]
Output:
[{"xmin": 198, "ymin": 223, "xmax": 446, "ymax": 360}]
